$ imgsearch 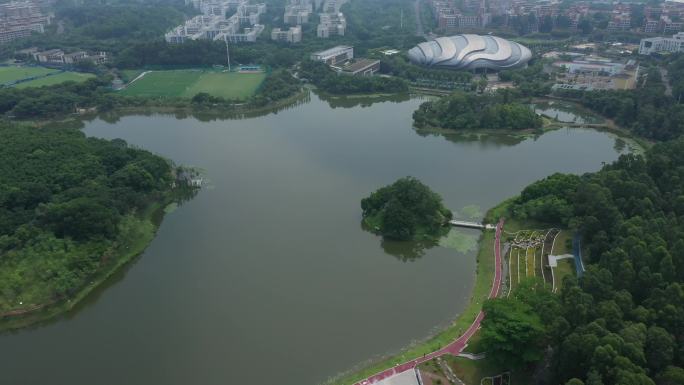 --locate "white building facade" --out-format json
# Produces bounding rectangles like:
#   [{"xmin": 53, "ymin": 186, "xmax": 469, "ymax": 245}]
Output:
[
  {"xmin": 165, "ymin": 0, "xmax": 266, "ymax": 43},
  {"xmin": 639, "ymin": 32, "xmax": 684, "ymax": 55},
  {"xmin": 310, "ymin": 45, "xmax": 353, "ymax": 65},
  {"xmin": 271, "ymin": 25, "xmax": 302, "ymax": 43}
]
